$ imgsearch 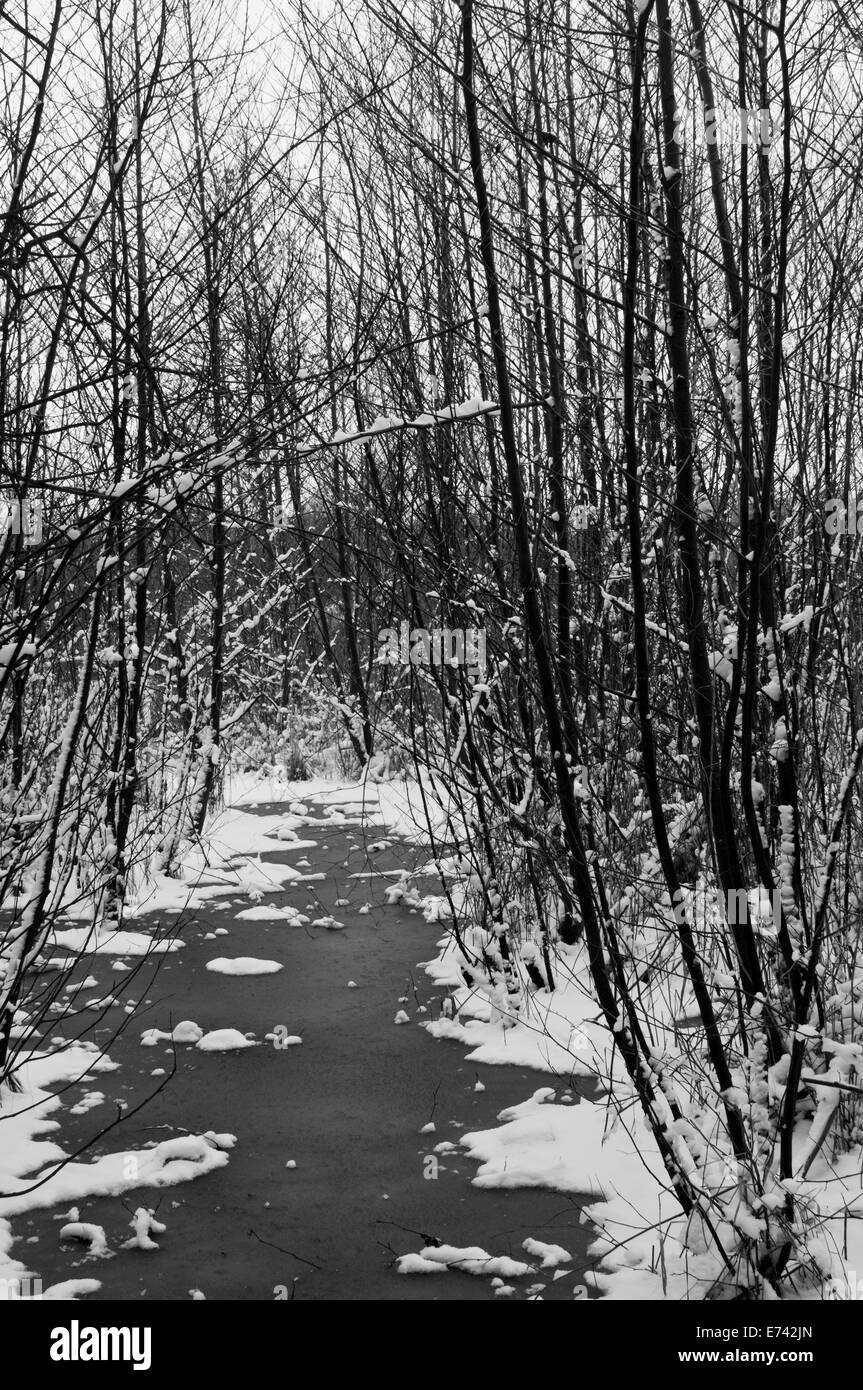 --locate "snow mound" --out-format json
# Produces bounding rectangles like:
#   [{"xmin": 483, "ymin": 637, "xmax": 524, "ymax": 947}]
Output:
[
  {"xmin": 41, "ymin": 1278, "xmax": 103, "ymax": 1300},
  {"xmin": 141, "ymin": 1021, "xmax": 202, "ymax": 1046},
  {"xmin": 522, "ymin": 1237, "xmax": 571, "ymax": 1268},
  {"xmin": 1, "ymin": 1134, "xmax": 229, "ymax": 1220},
  {"xmin": 121, "ymin": 1208, "xmax": 166, "ymax": 1251},
  {"xmin": 396, "ymin": 1244, "xmax": 532, "ymax": 1278},
  {"xmin": 264, "ymin": 1031, "xmax": 302, "ymax": 1046},
  {"xmin": 205, "ymin": 957, "xmax": 282, "ymax": 975},
  {"xmin": 202, "ymin": 1131, "xmax": 237, "ymax": 1150},
  {"xmin": 196, "ymin": 1029, "xmax": 259, "ymax": 1052},
  {"xmin": 59, "ymin": 1222, "xmax": 109, "ymax": 1257},
  {"xmin": 234, "ymin": 905, "xmax": 296, "ymax": 921}
]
